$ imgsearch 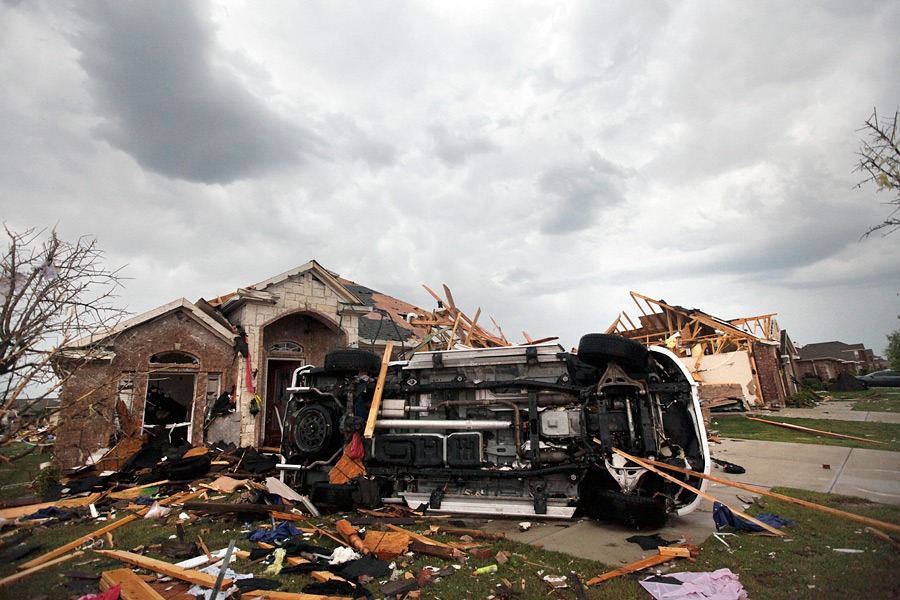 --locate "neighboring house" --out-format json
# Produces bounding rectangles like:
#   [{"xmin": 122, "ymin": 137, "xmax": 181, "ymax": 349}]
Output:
[
  {"xmin": 606, "ymin": 292, "xmax": 799, "ymax": 407},
  {"xmin": 795, "ymin": 341, "xmax": 878, "ymax": 381},
  {"xmin": 53, "ymin": 261, "xmax": 426, "ymax": 470}
]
